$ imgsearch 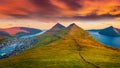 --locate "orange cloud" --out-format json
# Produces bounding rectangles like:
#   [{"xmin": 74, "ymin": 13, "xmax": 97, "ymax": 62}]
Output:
[
  {"xmin": 0, "ymin": 0, "xmax": 119, "ymax": 19},
  {"xmin": 63, "ymin": 0, "xmax": 120, "ymax": 16},
  {"xmin": 0, "ymin": 0, "xmax": 37, "ymax": 18}
]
